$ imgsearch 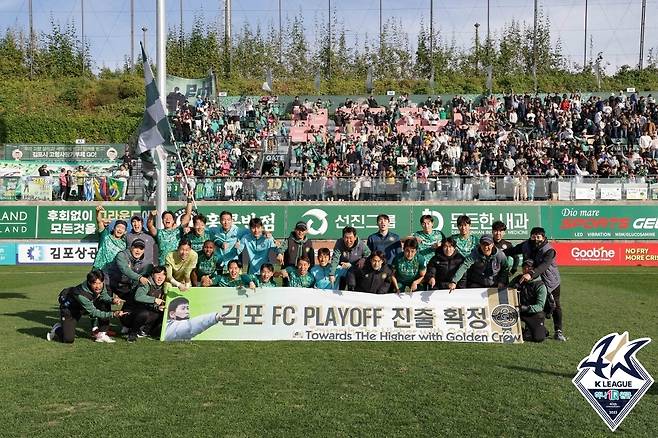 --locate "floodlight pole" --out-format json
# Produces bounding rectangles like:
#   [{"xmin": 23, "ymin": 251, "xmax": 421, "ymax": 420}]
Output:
[
  {"xmin": 278, "ymin": 0, "xmax": 283, "ymax": 64},
  {"xmin": 29, "ymin": 0, "xmax": 34, "ymax": 78},
  {"xmin": 583, "ymin": 0, "xmax": 588, "ymax": 68},
  {"xmin": 81, "ymin": 0, "xmax": 85, "ymax": 74},
  {"xmin": 130, "ymin": 0, "xmax": 136, "ymax": 70},
  {"xmin": 328, "ymin": 0, "xmax": 331, "ymax": 79},
  {"xmin": 155, "ymin": 0, "xmax": 168, "ymax": 227},
  {"xmin": 429, "ymin": 0, "xmax": 434, "ymax": 59},
  {"xmin": 533, "ymin": 0, "xmax": 538, "ymax": 92},
  {"xmin": 379, "ymin": 0, "xmax": 382, "ymax": 50},
  {"xmin": 639, "ymin": 0, "xmax": 646, "ymax": 70}
]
